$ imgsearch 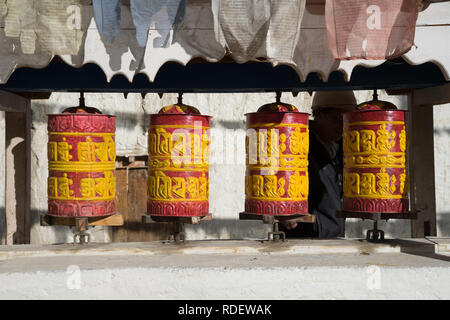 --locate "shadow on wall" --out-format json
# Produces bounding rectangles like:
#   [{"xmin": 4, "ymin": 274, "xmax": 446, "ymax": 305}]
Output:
[
  {"xmin": 345, "ymin": 218, "xmax": 412, "ymax": 239},
  {"xmin": 184, "ymin": 219, "xmax": 273, "ymax": 241},
  {"xmin": 31, "ymin": 106, "xmax": 149, "ymax": 129},
  {"xmin": 30, "ymin": 209, "xmax": 76, "ymax": 245},
  {"xmin": 434, "ymin": 127, "xmax": 450, "ymax": 135},
  {"xmin": 11, "ymin": 138, "xmax": 27, "ymax": 244},
  {"xmin": 437, "ymin": 212, "xmax": 450, "ymax": 237},
  {"xmin": 215, "ymin": 120, "xmax": 247, "ymax": 130},
  {"xmin": 16, "ymin": 213, "xmax": 450, "ymax": 244},
  {"xmin": 346, "ymin": 213, "xmax": 450, "ymax": 238},
  {"xmin": 0, "ymin": 207, "xmax": 4, "ymax": 244}
]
